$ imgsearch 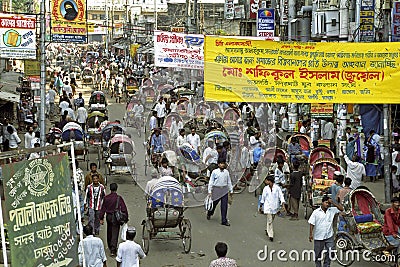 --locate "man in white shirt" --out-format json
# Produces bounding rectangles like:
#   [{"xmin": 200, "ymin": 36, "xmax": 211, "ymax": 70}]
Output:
[
  {"xmin": 149, "ymin": 111, "xmax": 157, "ymax": 132},
  {"xmin": 203, "ymin": 140, "xmax": 218, "ymax": 174},
  {"xmin": 48, "ymin": 87, "xmax": 56, "ymax": 120},
  {"xmin": 187, "ymin": 98, "xmax": 196, "ymax": 119},
  {"xmin": 207, "ymin": 160, "xmax": 233, "ymax": 226},
  {"xmin": 78, "ymin": 224, "xmax": 107, "ymax": 267},
  {"xmin": 176, "ymin": 129, "xmax": 186, "ymax": 148},
  {"xmin": 116, "ymin": 227, "xmax": 146, "ymax": 267},
  {"xmin": 340, "ymin": 146, "xmax": 366, "ymax": 189},
  {"xmin": 76, "ymin": 103, "xmax": 88, "ymax": 130},
  {"xmin": 186, "ymin": 127, "xmax": 201, "ymax": 154},
  {"xmin": 308, "ymin": 196, "xmax": 343, "ymax": 267},
  {"xmin": 169, "ymin": 98, "xmax": 177, "ymax": 113},
  {"xmin": 322, "ymin": 118, "xmax": 335, "ymax": 151},
  {"xmin": 154, "ymin": 98, "xmax": 166, "ymax": 128},
  {"xmin": 65, "ymin": 105, "xmax": 76, "ymax": 121},
  {"xmin": 281, "ymin": 113, "xmax": 289, "ymax": 132},
  {"xmin": 63, "ymin": 81, "xmax": 73, "ymax": 96},
  {"xmin": 24, "ymin": 126, "xmax": 35, "ymax": 149},
  {"xmin": 259, "ymin": 175, "xmax": 286, "ymax": 242}
]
